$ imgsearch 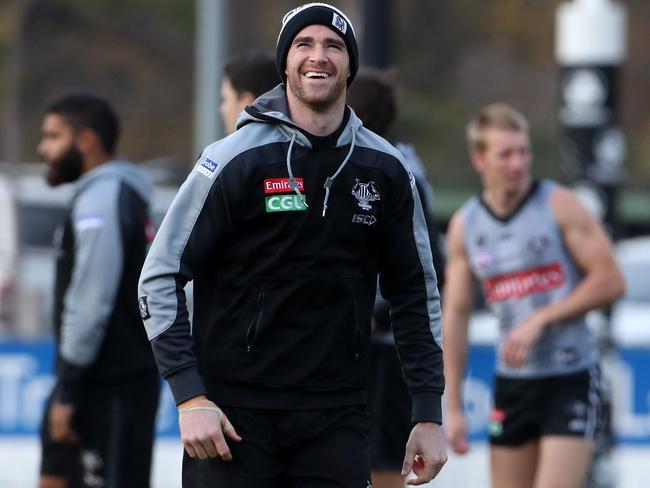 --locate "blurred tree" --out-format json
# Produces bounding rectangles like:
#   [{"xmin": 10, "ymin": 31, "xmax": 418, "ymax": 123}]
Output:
[
  {"xmin": 0, "ymin": 0, "xmax": 647, "ymax": 192},
  {"xmin": 0, "ymin": 0, "xmax": 29, "ymax": 164},
  {"xmin": 18, "ymin": 0, "xmax": 194, "ymax": 165}
]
